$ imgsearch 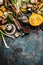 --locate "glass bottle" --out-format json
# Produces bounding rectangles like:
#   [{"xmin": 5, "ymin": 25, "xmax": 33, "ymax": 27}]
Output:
[{"xmin": 20, "ymin": 0, "xmax": 27, "ymax": 13}]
